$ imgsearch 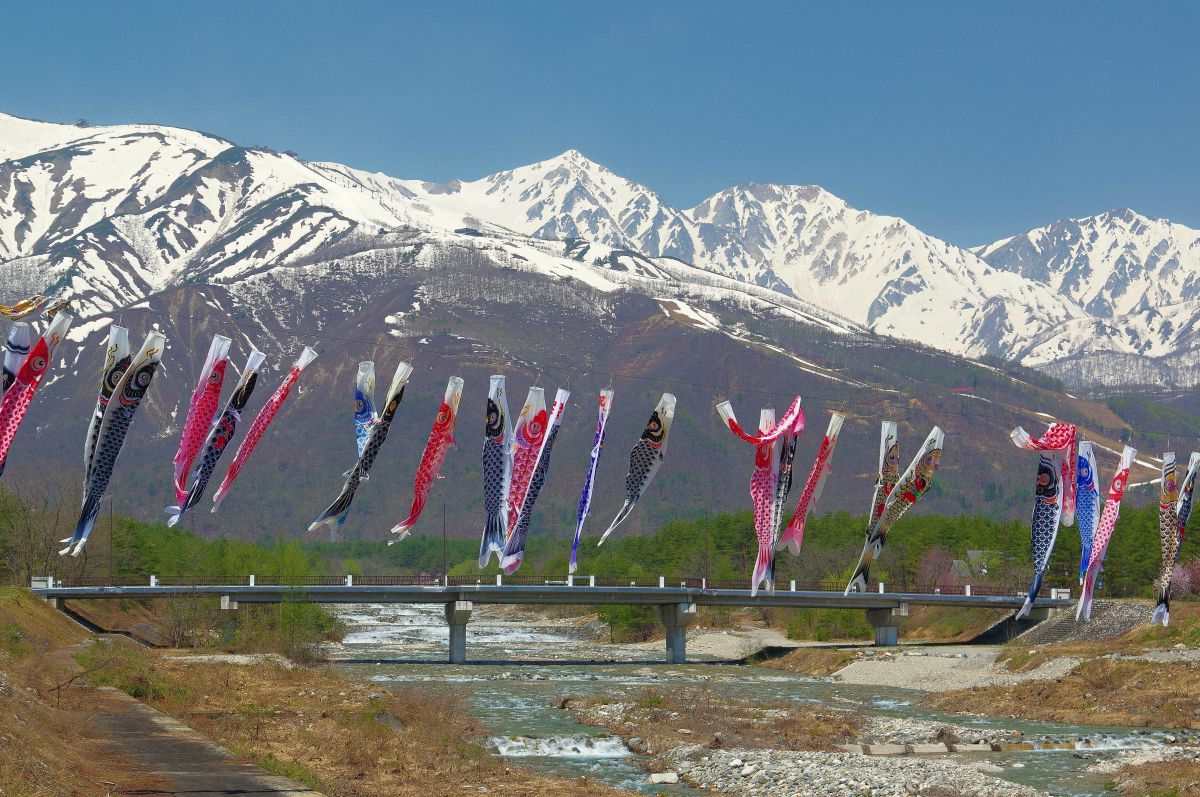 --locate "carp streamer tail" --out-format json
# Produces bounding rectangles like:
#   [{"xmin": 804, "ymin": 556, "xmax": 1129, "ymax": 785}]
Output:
[{"xmin": 779, "ymin": 412, "xmax": 844, "ymax": 555}]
